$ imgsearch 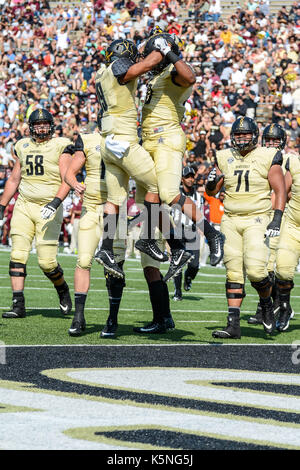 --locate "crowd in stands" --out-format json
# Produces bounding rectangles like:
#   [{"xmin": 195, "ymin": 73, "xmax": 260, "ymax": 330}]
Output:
[{"xmin": 0, "ymin": 0, "xmax": 299, "ymax": 248}]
